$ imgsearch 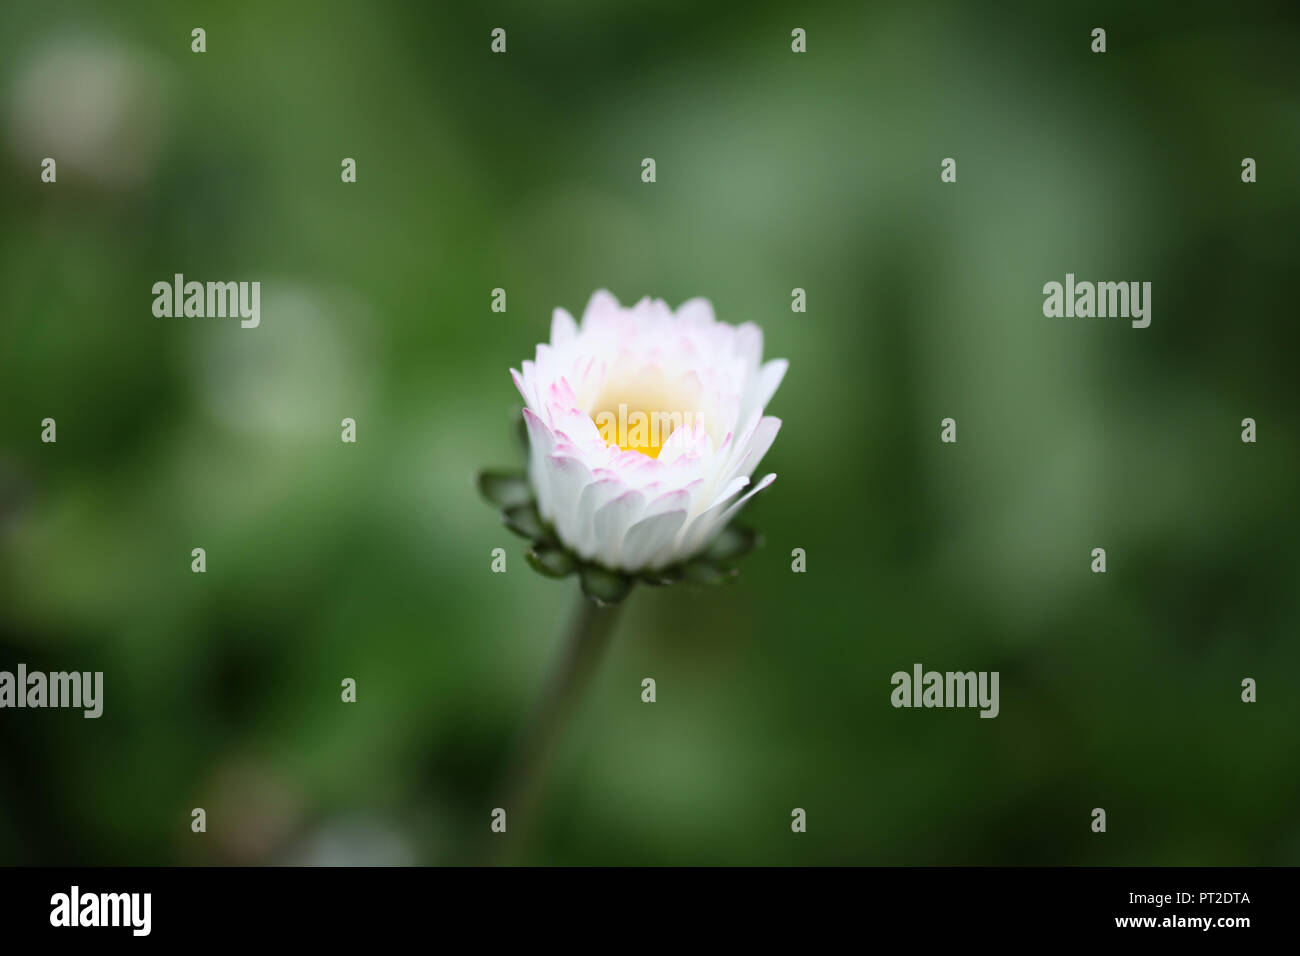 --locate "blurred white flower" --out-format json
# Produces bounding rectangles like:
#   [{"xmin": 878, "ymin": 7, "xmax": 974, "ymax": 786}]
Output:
[
  {"xmin": 188, "ymin": 281, "xmax": 374, "ymax": 439},
  {"xmin": 511, "ymin": 291, "xmax": 785, "ymax": 572},
  {"xmin": 6, "ymin": 37, "xmax": 168, "ymax": 188},
  {"xmin": 281, "ymin": 815, "xmax": 416, "ymax": 867}
]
